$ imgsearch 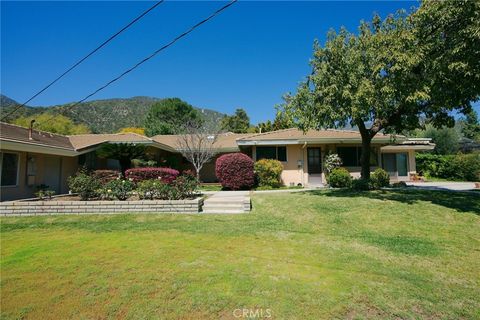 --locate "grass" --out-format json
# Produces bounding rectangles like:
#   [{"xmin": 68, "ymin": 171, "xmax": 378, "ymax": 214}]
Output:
[{"xmin": 1, "ymin": 189, "xmax": 479, "ymax": 319}]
